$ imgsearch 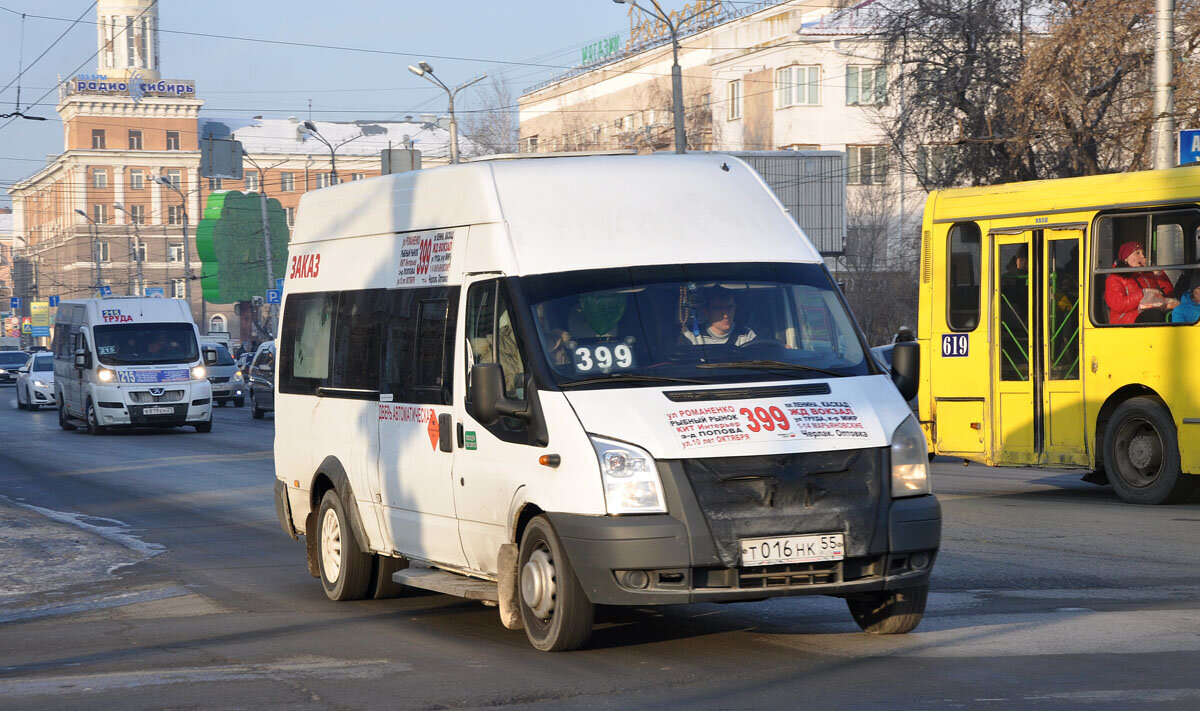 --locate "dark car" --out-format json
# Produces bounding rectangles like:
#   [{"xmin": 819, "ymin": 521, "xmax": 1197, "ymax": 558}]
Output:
[
  {"xmin": 248, "ymin": 341, "xmax": 275, "ymax": 419},
  {"xmin": 0, "ymin": 351, "xmax": 30, "ymax": 384}
]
